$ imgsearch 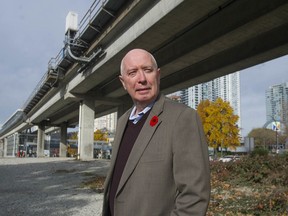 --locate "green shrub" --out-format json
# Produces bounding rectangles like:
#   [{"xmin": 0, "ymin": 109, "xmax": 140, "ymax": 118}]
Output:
[
  {"xmin": 250, "ymin": 147, "xmax": 269, "ymax": 157},
  {"xmin": 210, "ymin": 154, "xmax": 288, "ymax": 186}
]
